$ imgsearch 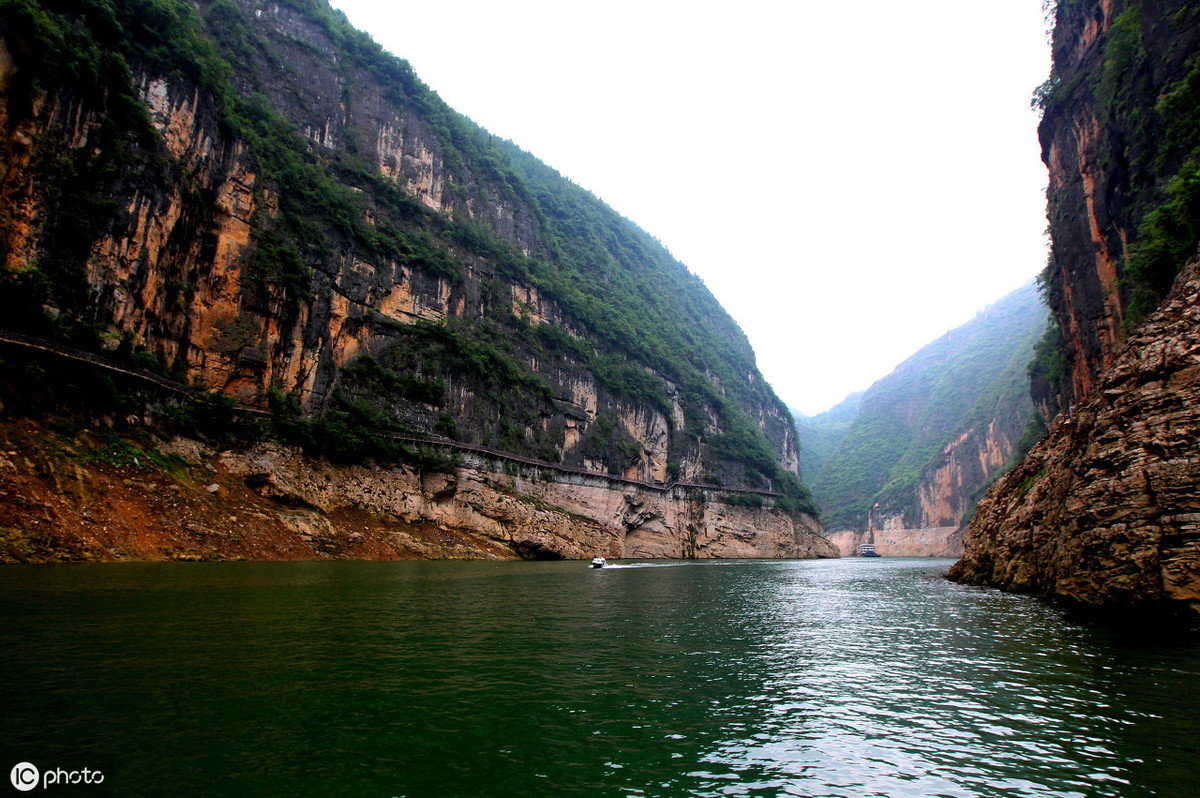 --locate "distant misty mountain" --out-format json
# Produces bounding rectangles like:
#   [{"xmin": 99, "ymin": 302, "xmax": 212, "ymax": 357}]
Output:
[
  {"xmin": 793, "ymin": 391, "xmax": 864, "ymax": 485},
  {"xmin": 801, "ymin": 282, "xmax": 1048, "ymax": 532}
]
